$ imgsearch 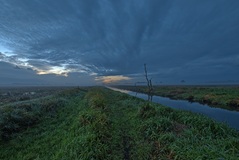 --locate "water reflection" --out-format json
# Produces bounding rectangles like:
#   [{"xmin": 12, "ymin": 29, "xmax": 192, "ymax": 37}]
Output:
[
  {"xmin": 106, "ymin": 87, "xmax": 130, "ymax": 94},
  {"xmin": 108, "ymin": 87, "xmax": 239, "ymax": 130},
  {"xmin": 147, "ymin": 94, "xmax": 153, "ymax": 102}
]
